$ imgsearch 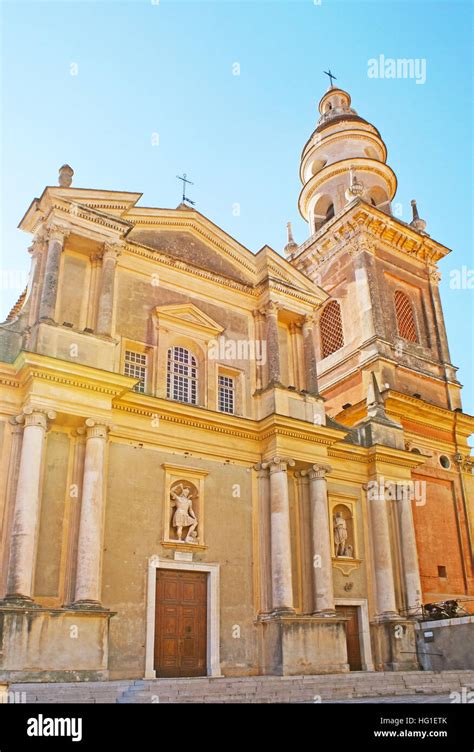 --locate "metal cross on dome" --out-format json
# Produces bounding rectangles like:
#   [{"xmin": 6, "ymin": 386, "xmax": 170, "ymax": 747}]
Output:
[{"xmin": 324, "ymin": 69, "xmax": 337, "ymax": 88}]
